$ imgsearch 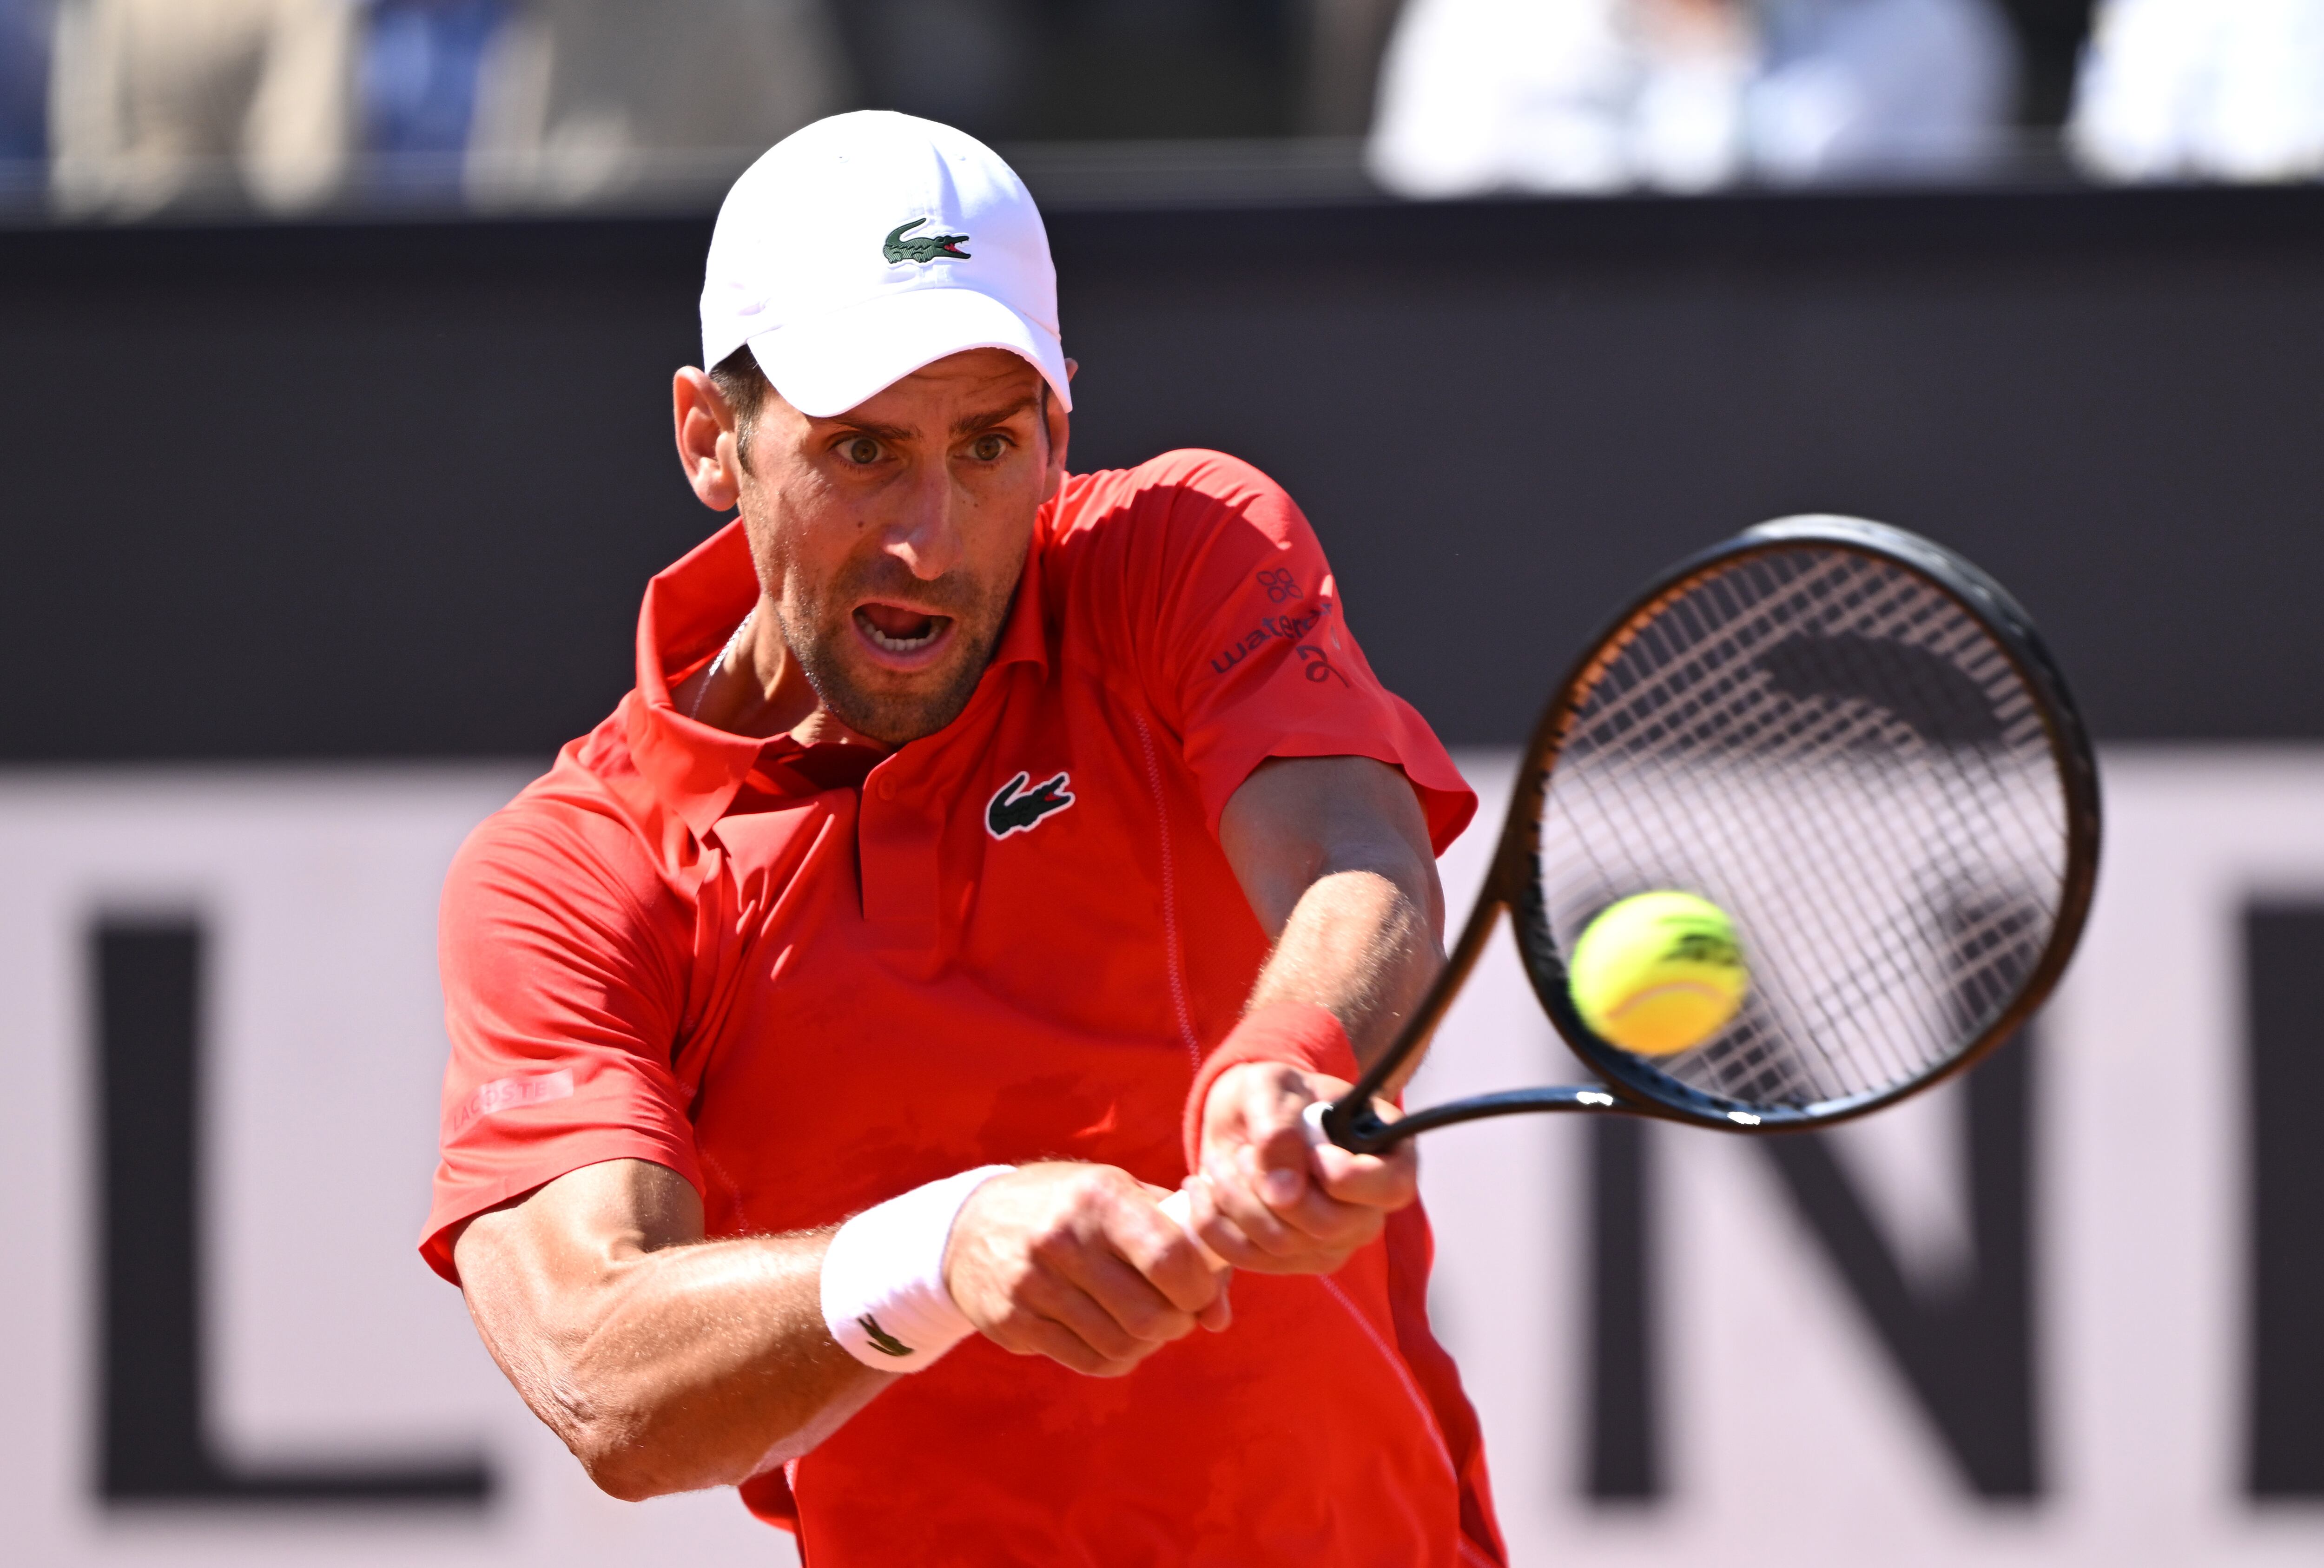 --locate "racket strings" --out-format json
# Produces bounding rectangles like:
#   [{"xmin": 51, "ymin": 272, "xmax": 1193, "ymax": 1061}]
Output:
[
  {"xmin": 1558, "ymin": 562, "xmax": 1968, "ymax": 1097},
  {"xmin": 1537, "ymin": 547, "xmax": 2070, "ymax": 1113}
]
